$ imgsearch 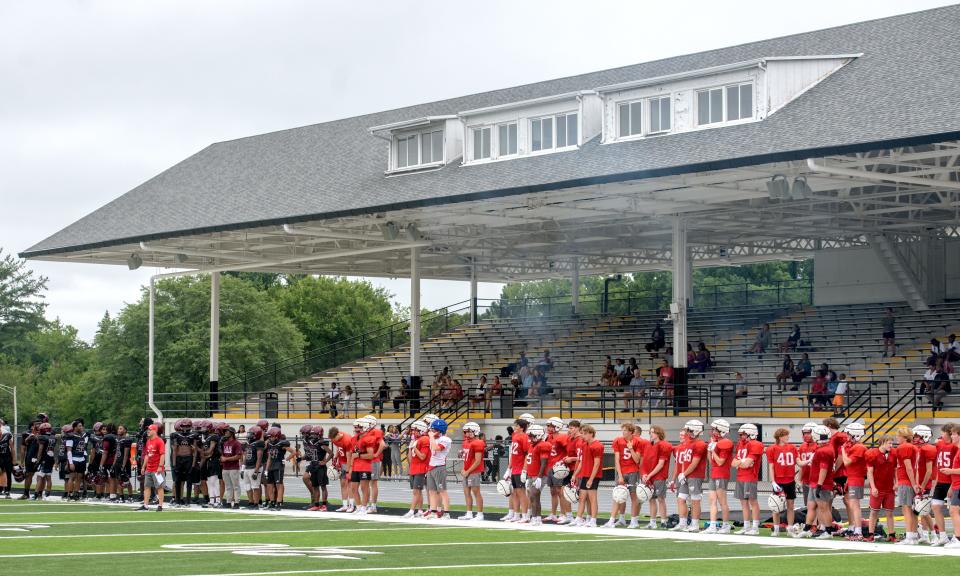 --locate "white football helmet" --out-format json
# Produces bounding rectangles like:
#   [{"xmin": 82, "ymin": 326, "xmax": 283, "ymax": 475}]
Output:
[
  {"xmin": 562, "ymin": 485, "xmax": 579, "ymax": 504},
  {"xmin": 812, "ymin": 424, "xmax": 830, "ymax": 443},
  {"xmin": 527, "ymin": 424, "xmax": 546, "ymax": 441},
  {"xmin": 801, "ymin": 422, "xmax": 817, "ymax": 434},
  {"xmin": 518, "ymin": 413, "xmax": 536, "ymax": 425},
  {"xmin": 611, "ymin": 484, "xmax": 630, "ymax": 504},
  {"xmin": 738, "ymin": 423, "xmax": 758, "ymax": 439},
  {"xmin": 551, "ymin": 461, "xmax": 569, "ymax": 480},
  {"xmin": 710, "ymin": 419, "xmax": 730, "ymax": 437},
  {"xmin": 326, "ymin": 465, "xmax": 340, "ymax": 482},
  {"xmin": 496, "ymin": 479, "xmax": 512, "ymax": 496},
  {"xmin": 844, "ymin": 422, "xmax": 865, "ymax": 441},
  {"xmin": 462, "ymin": 422, "xmax": 481, "ymax": 436},
  {"xmin": 546, "ymin": 416, "xmax": 565, "ymax": 430},
  {"xmin": 422, "ymin": 413, "xmax": 439, "ymax": 425},
  {"xmin": 410, "ymin": 420, "xmax": 428, "ymax": 433},
  {"xmin": 362, "ymin": 414, "xmax": 378, "ymax": 427},
  {"xmin": 635, "ymin": 482, "xmax": 654, "ymax": 503},
  {"xmin": 767, "ymin": 492, "xmax": 787, "ymax": 514},
  {"xmin": 913, "ymin": 496, "xmax": 932, "ymax": 516},
  {"xmin": 912, "ymin": 424, "xmax": 932, "ymax": 443},
  {"xmin": 684, "ymin": 420, "xmax": 704, "ymax": 437},
  {"xmin": 353, "ymin": 418, "xmax": 371, "ymax": 432}
]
